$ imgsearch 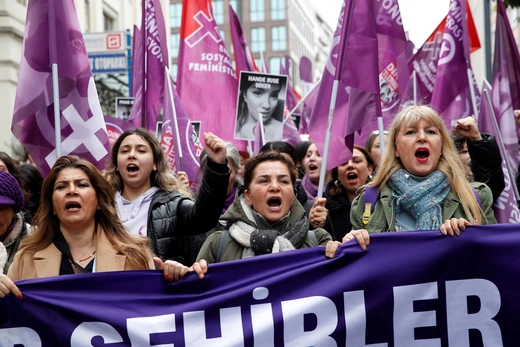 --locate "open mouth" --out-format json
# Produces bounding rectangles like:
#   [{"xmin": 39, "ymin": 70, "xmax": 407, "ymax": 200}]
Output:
[
  {"xmin": 127, "ymin": 164, "xmax": 139, "ymax": 173},
  {"xmin": 347, "ymin": 172, "xmax": 358, "ymax": 181},
  {"xmin": 65, "ymin": 201, "xmax": 81, "ymax": 210},
  {"xmin": 267, "ymin": 197, "xmax": 282, "ymax": 208},
  {"xmin": 309, "ymin": 164, "xmax": 318, "ymax": 171},
  {"xmin": 415, "ymin": 148, "xmax": 430, "ymax": 161}
]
